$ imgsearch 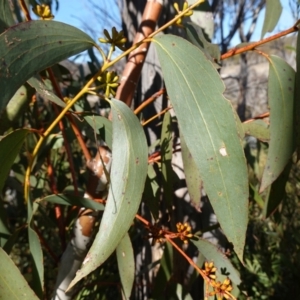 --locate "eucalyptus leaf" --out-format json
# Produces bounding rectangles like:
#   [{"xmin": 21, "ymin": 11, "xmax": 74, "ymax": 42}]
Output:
[
  {"xmin": 260, "ymin": 56, "xmax": 295, "ymax": 192},
  {"xmin": 192, "ymin": 238, "xmax": 241, "ymax": 285},
  {"xmin": 68, "ymin": 98, "xmax": 148, "ymax": 289},
  {"xmin": 41, "ymin": 194, "xmax": 105, "ymax": 210},
  {"xmin": 154, "ymin": 34, "xmax": 248, "ymax": 261},
  {"xmin": 0, "ymin": 247, "xmax": 39, "ymax": 300},
  {"xmin": 116, "ymin": 233, "xmax": 135, "ymax": 299},
  {"xmin": 0, "ymin": 20, "xmax": 95, "ymax": 113},
  {"xmin": 27, "ymin": 75, "xmax": 67, "ymax": 108},
  {"xmin": 0, "ymin": 0, "xmax": 15, "ymax": 34},
  {"xmin": 0, "ymin": 129, "xmax": 29, "ymax": 192},
  {"xmin": 261, "ymin": 0, "xmax": 282, "ymax": 39},
  {"xmin": 242, "ymin": 119, "xmax": 270, "ymax": 142},
  {"xmin": 27, "ymin": 201, "xmax": 43, "ymax": 298}
]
